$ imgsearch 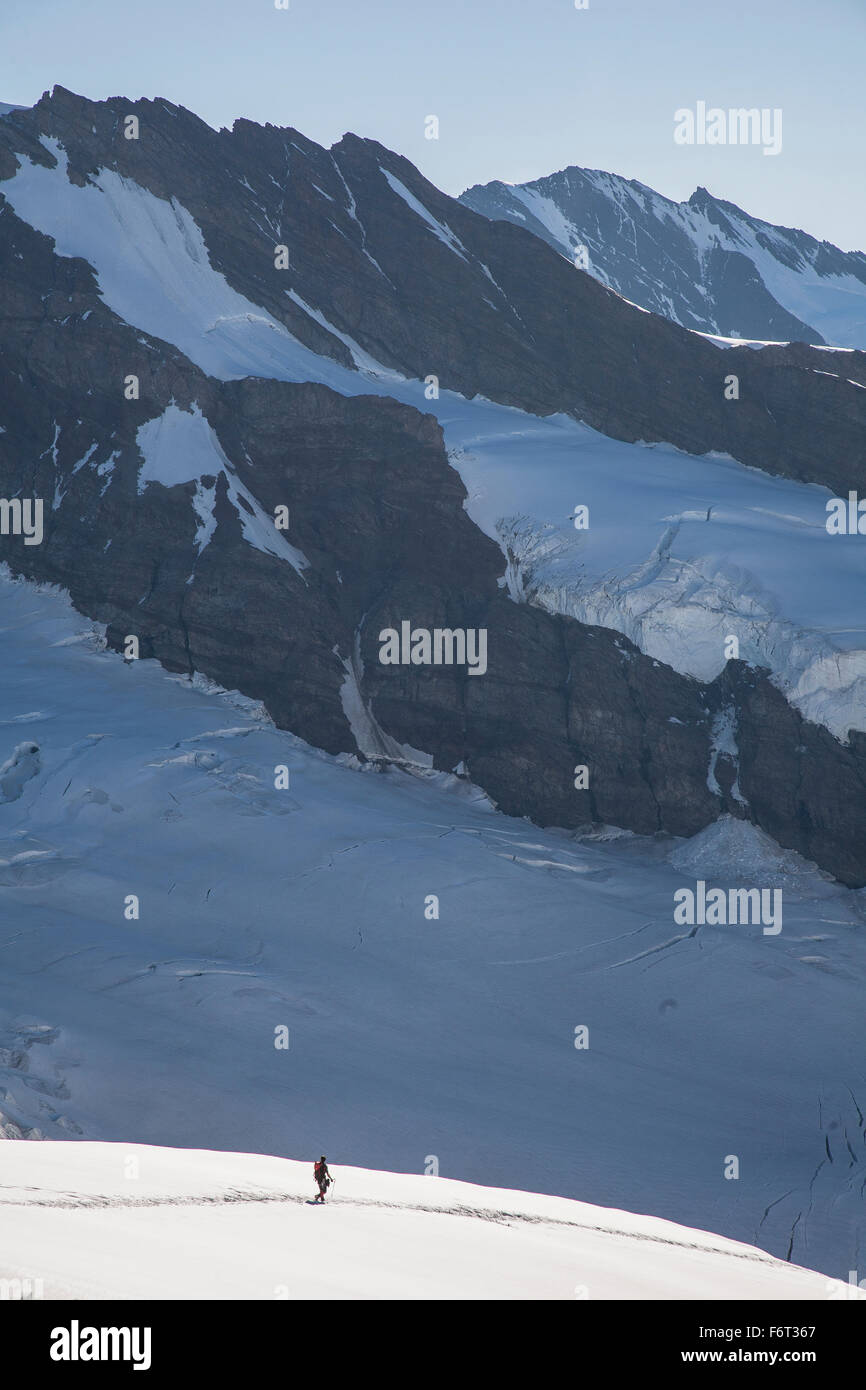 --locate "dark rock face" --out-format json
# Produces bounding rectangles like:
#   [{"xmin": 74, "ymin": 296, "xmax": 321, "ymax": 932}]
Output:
[
  {"xmin": 361, "ymin": 597, "xmax": 720, "ymax": 839},
  {"xmin": 719, "ymin": 664, "xmax": 866, "ymax": 889},
  {"xmin": 460, "ymin": 166, "xmax": 866, "ymax": 348},
  {"xmin": 1, "ymin": 87, "xmax": 865, "ymax": 885}
]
